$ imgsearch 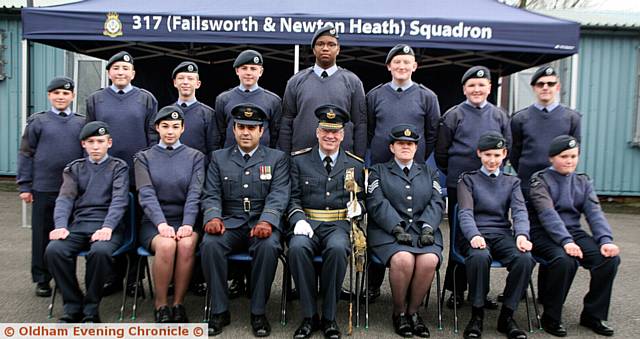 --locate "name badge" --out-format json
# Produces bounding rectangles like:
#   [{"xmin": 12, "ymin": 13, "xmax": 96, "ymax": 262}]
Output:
[{"xmin": 259, "ymin": 165, "xmax": 272, "ymax": 180}]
